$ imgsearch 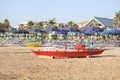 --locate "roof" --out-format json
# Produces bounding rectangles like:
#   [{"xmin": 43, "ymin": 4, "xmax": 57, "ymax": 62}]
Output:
[
  {"xmin": 94, "ymin": 17, "xmax": 116, "ymax": 29},
  {"xmin": 78, "ymin": 21, "xmax": 89, "ymax": 25}
]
